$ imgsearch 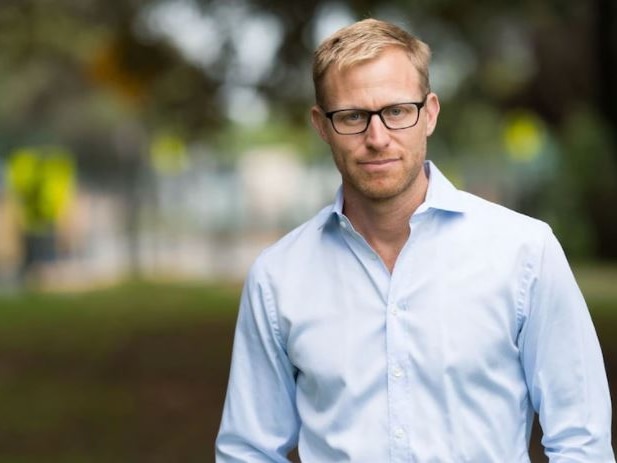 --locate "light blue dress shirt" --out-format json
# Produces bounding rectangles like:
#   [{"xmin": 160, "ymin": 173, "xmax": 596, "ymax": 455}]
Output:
[{"xmin": 216, "ymin": 162, "xmax": 614, "ymax": 462}]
